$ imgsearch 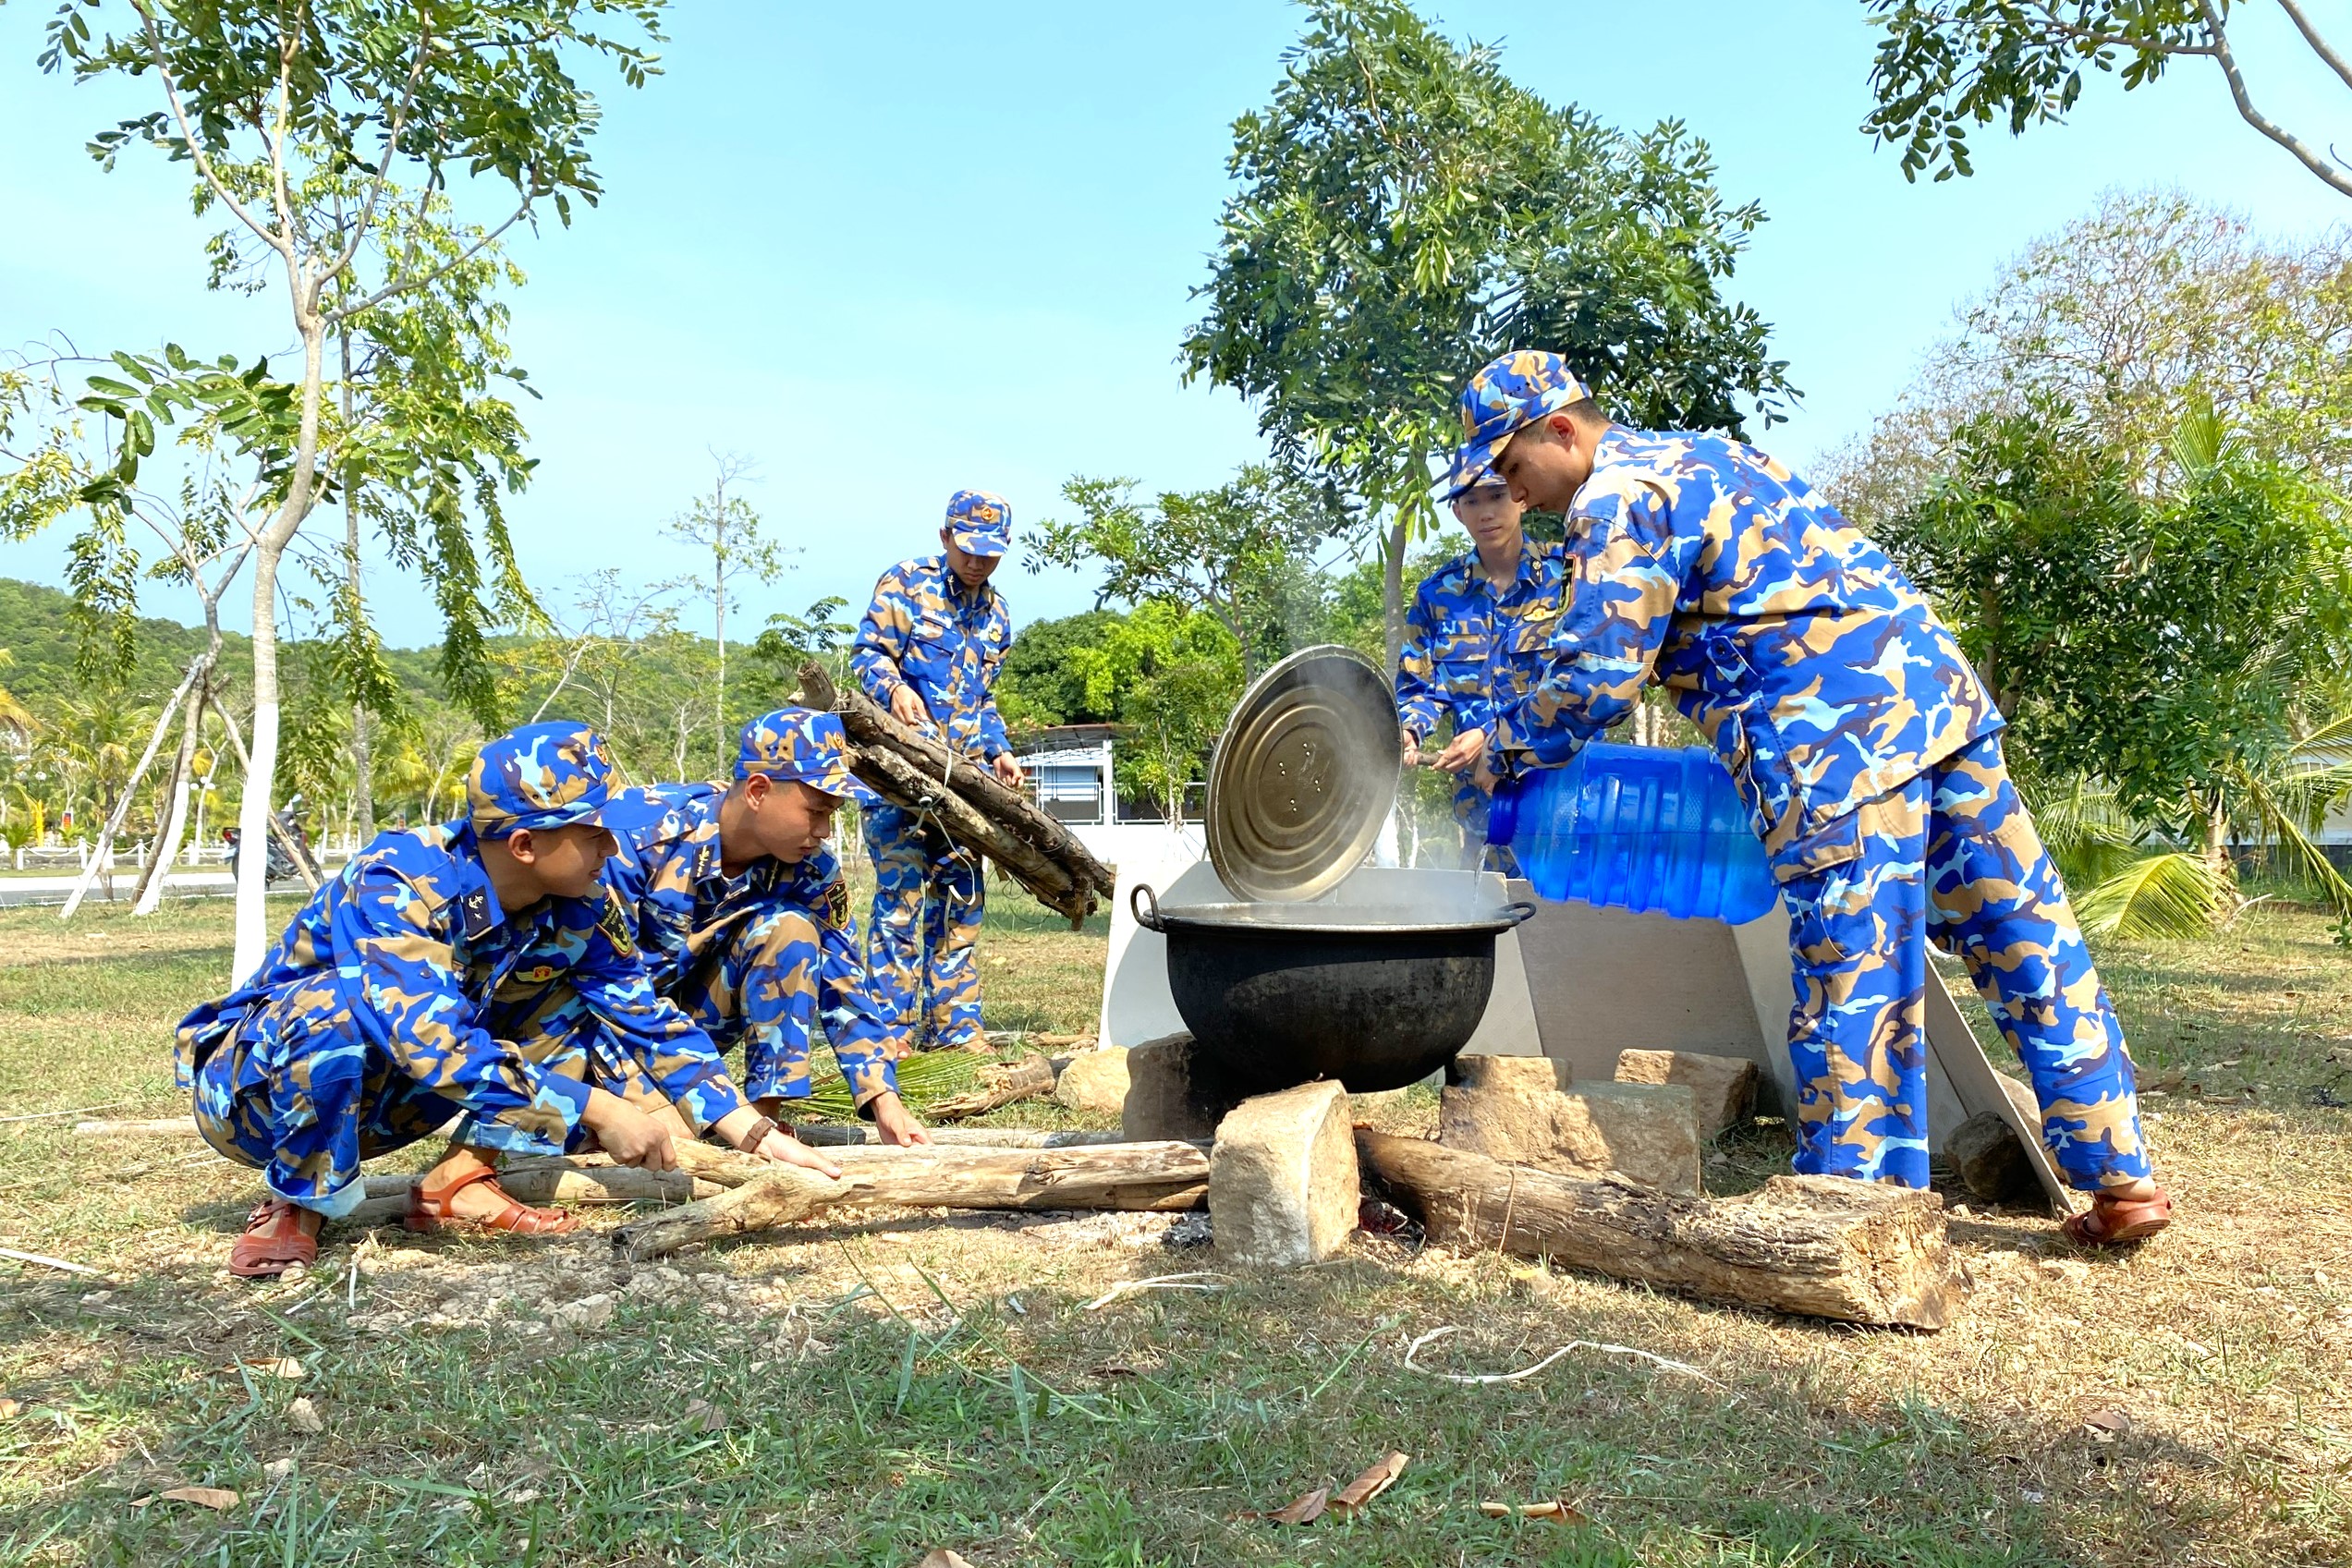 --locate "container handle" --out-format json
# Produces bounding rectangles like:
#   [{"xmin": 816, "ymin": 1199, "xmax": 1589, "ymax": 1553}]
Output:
[
  {"xmin": 1500, "ymin": 899, "xmax": 1539, "ymax": 927},
  {"xmin": 1130, "ymin": 882, "xmax": 1167, "ymax": 932}
]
